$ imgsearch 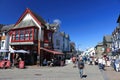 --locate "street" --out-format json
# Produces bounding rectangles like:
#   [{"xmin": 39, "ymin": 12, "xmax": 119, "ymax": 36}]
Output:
[{"xmin": 0, "ymin": 62, "xmax": 105, "ymax": 80}]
